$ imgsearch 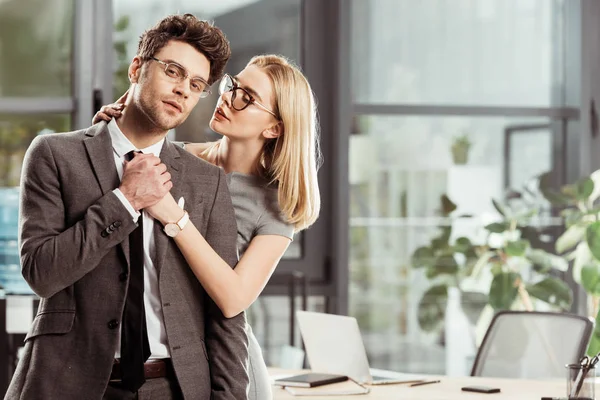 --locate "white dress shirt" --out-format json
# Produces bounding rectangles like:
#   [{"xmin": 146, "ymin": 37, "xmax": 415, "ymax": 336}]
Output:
[{"xmin": 108, "ymin": 119, "xmax": 170, "ymax": 359}]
